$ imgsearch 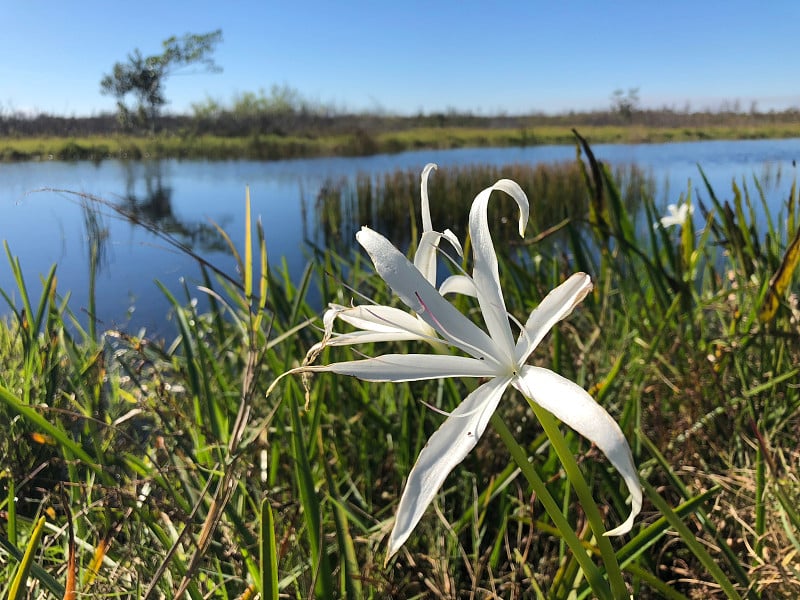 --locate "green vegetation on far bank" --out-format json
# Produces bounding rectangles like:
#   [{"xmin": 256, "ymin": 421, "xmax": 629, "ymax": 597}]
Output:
[{"xmin": 4, "ymin": 121, "xmax": 800, "ymax": 162}]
